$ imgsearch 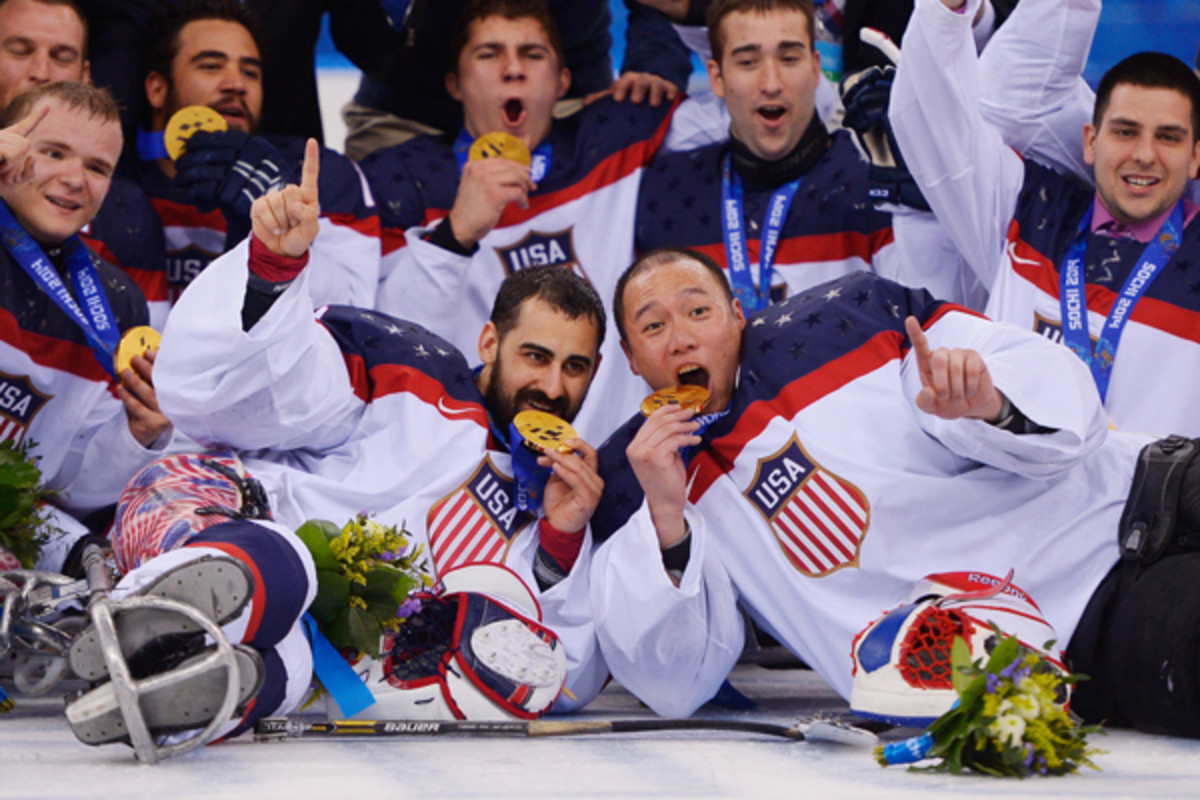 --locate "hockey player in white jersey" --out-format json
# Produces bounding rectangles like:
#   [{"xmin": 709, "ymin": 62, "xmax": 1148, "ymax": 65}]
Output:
[
  {"xmin": 364, "ymin": 0, "xmax": 728, "ymax": 443},
  {"xmin": 591, "ymin": 247, "xmax": 1200, "ymax": 737},
  {"xmin": 155, "ymin": 141, "xmax": 609, "ymax": 714},
  {"xmin": 890, "ymin": 0, "xmax": 1200, "ymax": 437}
]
